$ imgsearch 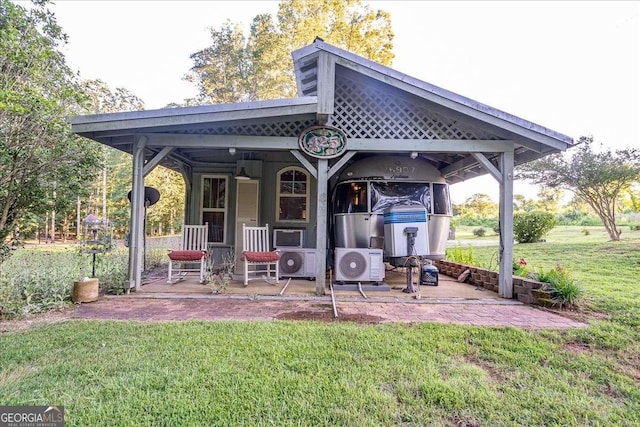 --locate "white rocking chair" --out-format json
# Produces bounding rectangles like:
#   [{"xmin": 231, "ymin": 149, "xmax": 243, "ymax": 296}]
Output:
[
  {"xmin": 167, "ymin": 223, "xmax": 208, "ymax": 284},
  {"xmin": 241, "ymin": 223, "xmax": 280, "ymax": 286}
]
